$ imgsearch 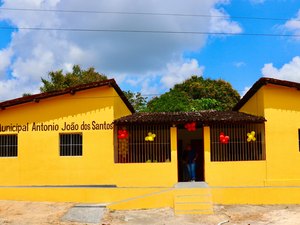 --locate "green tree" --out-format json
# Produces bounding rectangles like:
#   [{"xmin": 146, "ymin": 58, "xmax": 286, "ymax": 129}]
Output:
[
  {"xmin": 40, "ymin": 65, "xmax": 107, "ymax": 92},
  {"xmin": 123, "ymin": 90, "xmax": 148, "ymax": 112},
  {"xmin": 191, "ymin": 98, "xmax": 222, "ymax": 111},
  {"xmin": 147, "ymin": 76, "xmax": 240, "ymax": 112},
  {"xmin": 173, "ymin": 76, "xmax": 240, "ymax": 111},
  {"xmin": 40, "ymin": 65, "xmax": 148, "ymax": 112},
  {"xmin": 146, "ymin": 89, "xmax": 192, "ymax": 112}
]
